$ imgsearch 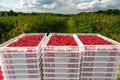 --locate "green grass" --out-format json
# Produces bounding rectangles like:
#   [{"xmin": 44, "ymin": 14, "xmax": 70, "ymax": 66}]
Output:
[{"xmin": 117, "ymin": 66, "xmax": 120, "ymax": 80}]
